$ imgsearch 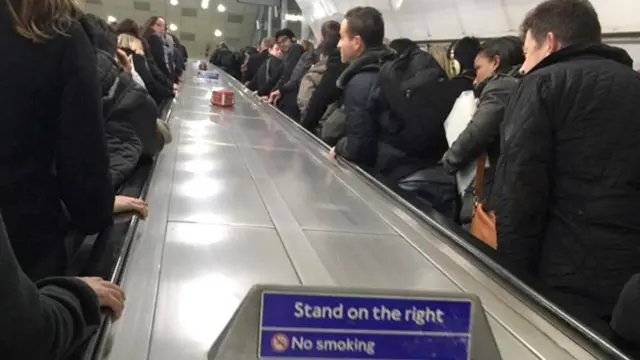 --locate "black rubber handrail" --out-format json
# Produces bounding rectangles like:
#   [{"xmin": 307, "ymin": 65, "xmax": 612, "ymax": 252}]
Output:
[
  {"xmin": 216, "ymin": 67, "xmax": 633, "ymax": 360},
  {"xmin": 81, "ymin": 98, "xmax": 174, "ymax": 360},
  {"xmin": 413, "ymin": 32, "xmax": 640, "ymax": 46}
]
